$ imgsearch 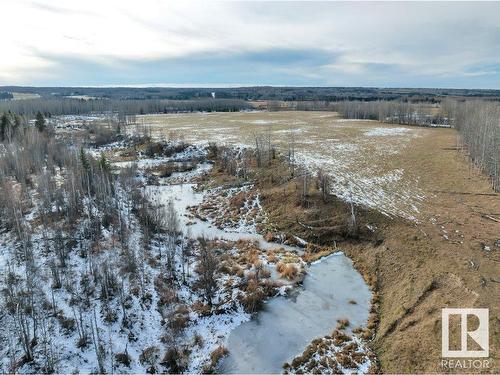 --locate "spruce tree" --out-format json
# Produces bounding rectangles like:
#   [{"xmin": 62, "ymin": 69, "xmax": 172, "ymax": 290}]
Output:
[
  {"xmin": 0, "ymin": 113, "xmax": 9, "ymax": 141},
  {"xmin": 35, "ymin": 111, "xmax": 46, "ymax": 132}
]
